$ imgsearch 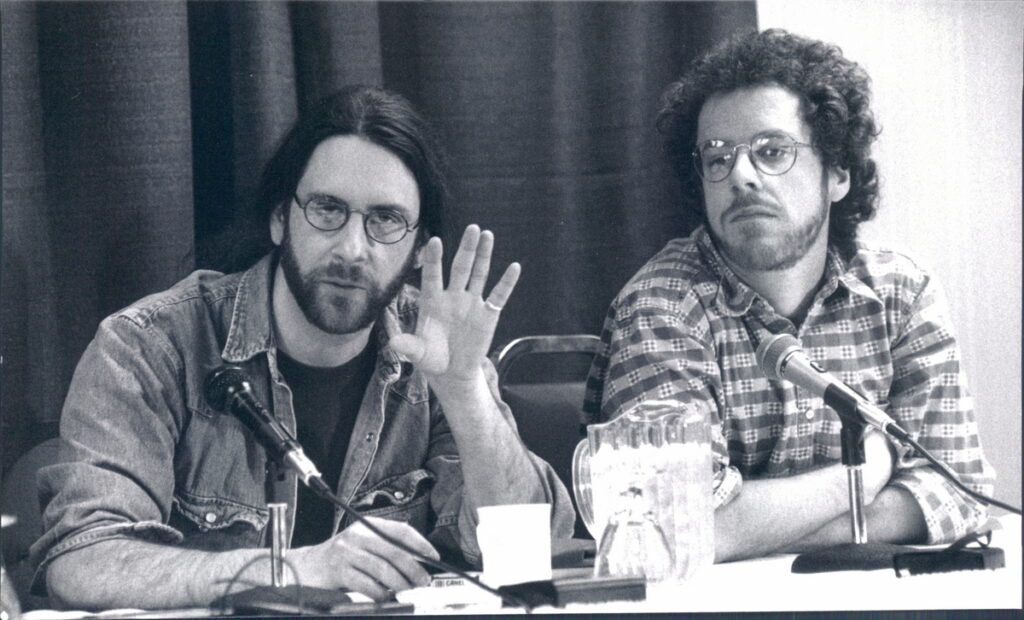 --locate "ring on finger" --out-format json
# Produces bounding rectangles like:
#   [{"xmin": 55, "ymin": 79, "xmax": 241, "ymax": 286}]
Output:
[{"xmin": 484, "ymin": 300, "xmax": 504, "ymax": 312}]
